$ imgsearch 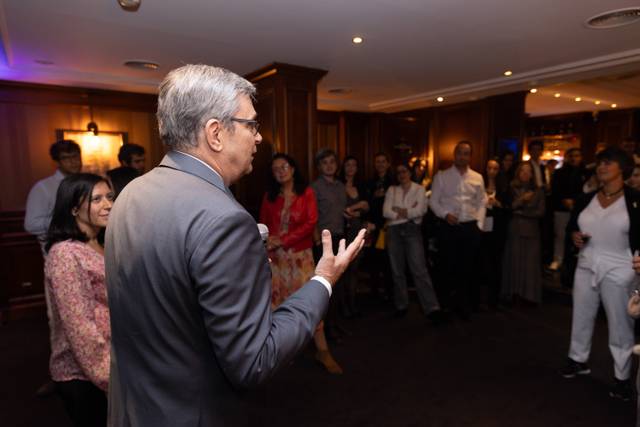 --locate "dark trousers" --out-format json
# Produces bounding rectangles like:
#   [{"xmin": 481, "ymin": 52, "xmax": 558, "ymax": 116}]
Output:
[
  {"xmin": 56, "ymin": 380, "xmax": 107, "ymax": 427},
  {"xmin": 364, "ymin": 246, "xmax": 393, "ymax": 299},
  {"xmin": 478, "ymin": 230, "xmax": 504, "ymax": 308},
  {"xmin": 438, "ymin": 221, "xmax": 482, "ymax": 314}
]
